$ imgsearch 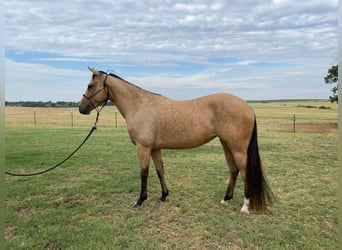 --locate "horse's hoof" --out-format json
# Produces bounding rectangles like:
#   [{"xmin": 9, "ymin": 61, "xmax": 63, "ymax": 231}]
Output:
[
  {"xmin": 133, "ymin": 202, "xmax": 142, "ymax": 208},
  {"xmin": 220, "ymin": 200, "xmax": 229, "ymax": 205},
  {"xmin": 239, "ymin": 198, "xmax": 250, "ymax": 214},
  {"xmin": 239, "ymin": 209, "xmax": 250, "ymax": 215},
  {"xmin": 160, "ymin": 194, "xmax": 168, "ymax": 202},
  {"xmin": 159, "ymin": 190, "xmax": 169, "ymax": 202}
]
